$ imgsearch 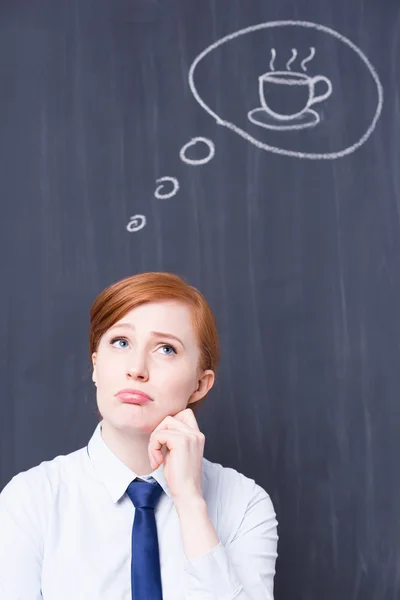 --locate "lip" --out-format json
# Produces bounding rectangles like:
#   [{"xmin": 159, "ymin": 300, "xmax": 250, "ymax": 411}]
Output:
[{"xmin": 116, "ymin": 389, "xmax": 153, "ymax": 404}]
